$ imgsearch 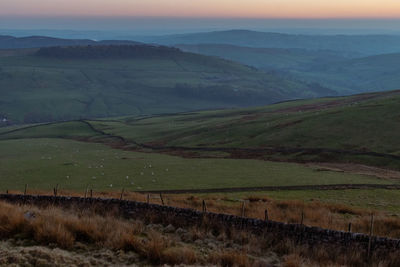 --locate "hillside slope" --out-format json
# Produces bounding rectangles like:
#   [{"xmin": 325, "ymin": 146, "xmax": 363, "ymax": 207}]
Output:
[
  {"xmin": 91, "ymin": 90, "xmax": 400, "ymax": 150},
  {"xmin": 299, "ymin": 53, "xmax": 400, "ymax": 93},
  {"xmin": 0, "ymin": 45, "xmax": 333, "ymax": 124},
  {"xmin": 89, "ymin": 90, "xmax": 400, "ymax": 168}
]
